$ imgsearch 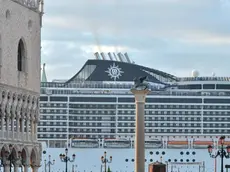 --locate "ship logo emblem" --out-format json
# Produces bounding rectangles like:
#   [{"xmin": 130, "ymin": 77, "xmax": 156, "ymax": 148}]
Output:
[{"xmin": 105, "ymin": 63, "xmax": 124, "ymax": 81}]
